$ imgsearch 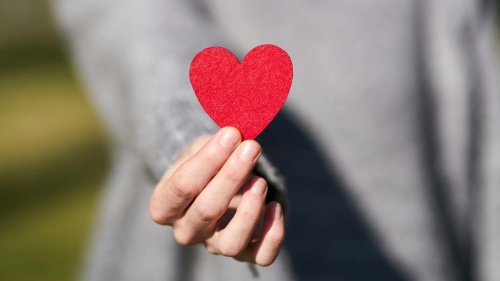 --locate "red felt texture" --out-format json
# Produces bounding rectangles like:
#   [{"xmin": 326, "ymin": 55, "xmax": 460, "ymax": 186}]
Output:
[{"xmin": 189, "ymin": 44, "xmax": 293, "ymax": 140}]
